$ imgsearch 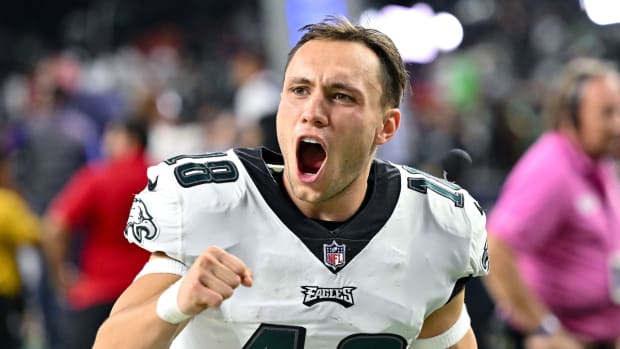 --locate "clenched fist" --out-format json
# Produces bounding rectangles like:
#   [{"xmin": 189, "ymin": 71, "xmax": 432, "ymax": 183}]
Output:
[{"xmin": 176, "ymin": 246, "xmax": 253, "ymax": 316}]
